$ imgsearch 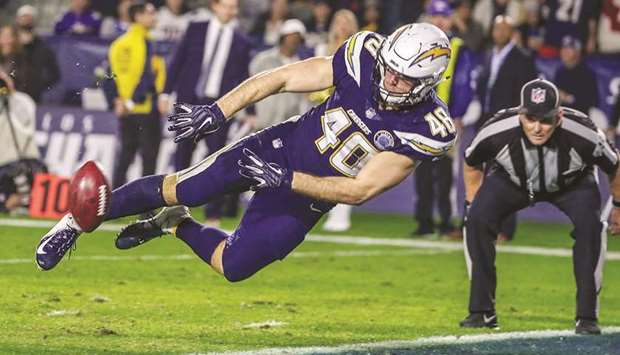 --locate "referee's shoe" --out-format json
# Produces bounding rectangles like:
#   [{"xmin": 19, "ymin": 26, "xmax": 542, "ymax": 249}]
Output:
[
  {"xmin": 459, "ymin": 312, "xmax": 499, "ymax": 329},
  {"xmin": 575, "ymin": 318, "xmax": 601, "ymax": 335}
]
